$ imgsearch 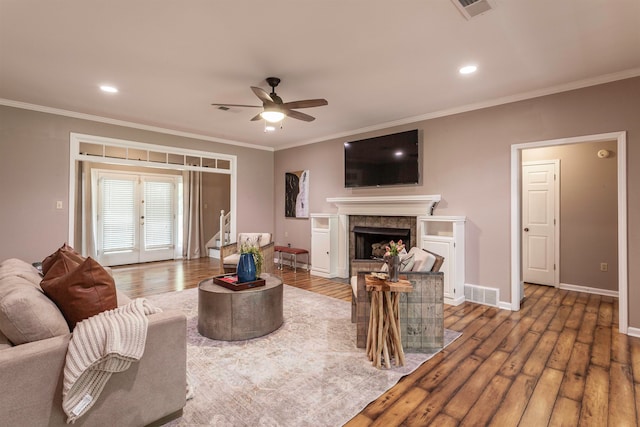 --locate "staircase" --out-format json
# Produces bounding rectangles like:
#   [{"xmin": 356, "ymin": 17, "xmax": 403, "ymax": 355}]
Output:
[{"xmin": 206, "ymin": 210, "xmax": 231, "ymax": 259}]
